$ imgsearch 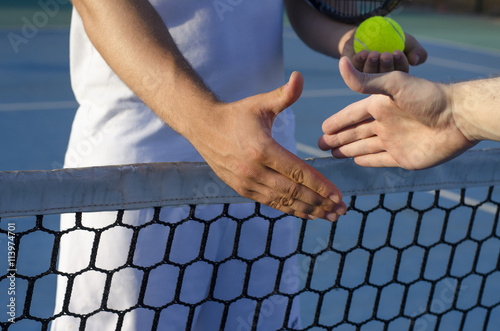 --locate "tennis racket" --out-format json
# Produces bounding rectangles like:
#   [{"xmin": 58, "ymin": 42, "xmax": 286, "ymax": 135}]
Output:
[{"xmin": 306, "ymin": 0, "xmax": 402, "ymax": 24}]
